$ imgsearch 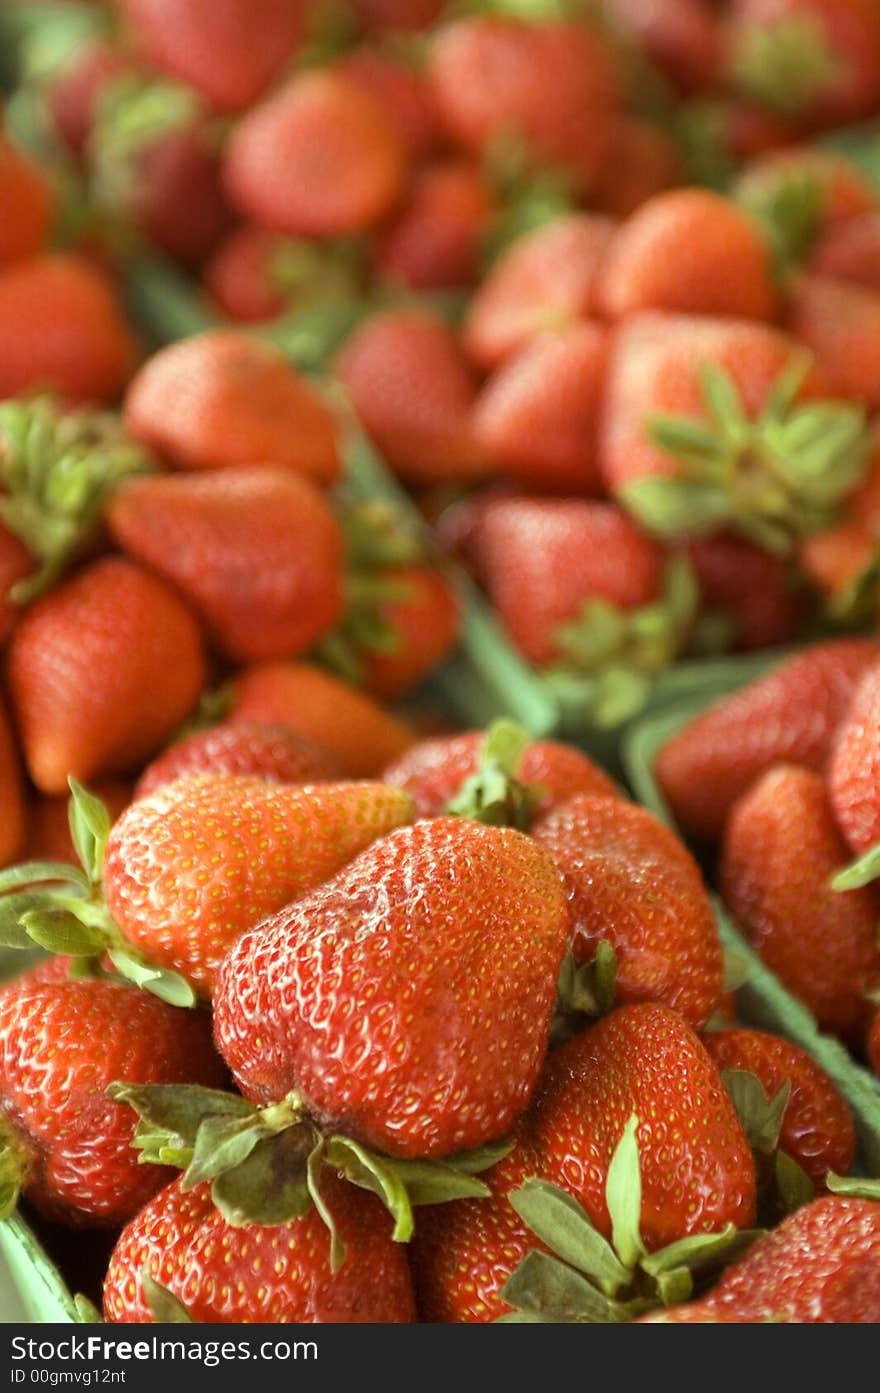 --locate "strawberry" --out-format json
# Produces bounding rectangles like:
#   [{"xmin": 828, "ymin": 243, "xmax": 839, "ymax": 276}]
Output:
[
  {"xmin": 350, "ymin": 0, "xmax": 444, "ymax": 31},
  {"xmin": 335, "ymin": 309, "xmax": 485, "ymax": 486},
  {"xmin": 333, "ymin": 564, "xmax": 461, "ymax": 701},
  {"xmin": 382, "ymin": 723, "xmax": 619, "ymax": 824},
  {"xmin": 224, "ymin": 71, "xmax": 406, "ymax": 238},
  {"xmin": 598, "ymin": 189, "xmax": 778, "ymax": 322},
  {"xmin": 124, "ymin": 330, "xmax": 341, "ymax": 485},
  {"xmin": 471, "ymin": 324, "xmax": 608, "ymax": 493},
  {"xmin": 202, "ymin": 225, "xmax": 287, "ymax": 323},
  {"xmin": 107, "ymin": 466, "xmax": 344, "ymax": 663},
  {"xmin": 721, "ymin": 764, "xmax": 880, "ymax": 1040},
  {"xmin": 118, "ymin": 0, "xmax": 305, "ymax": 114},
  {"xmin": 788, "ymin": 273, "xmax": 880, "ymax": 411},
  {"xmin": 229, "ymin": 661, "xmax": 413, "ymax": 776},
  {"xmin": 428, "ymin": 17, "xmax": 621, "ymax": 194},
  {"xmin": 135, "ymin": 722, "xmax": 339, "ymax": 800},
  {"xmin": 100, "ymin": 775, "xmax": 413, "ymax": 994},
  {"xmin": 534, "ymin": 794, "xmax": 723, "ymax": 1029},
  {"xmin": 687, "ymin": 532, "xmax": 804, "ymax": 651},
  {"xmin": 462, "ymin": 213, "xmax": 616, "ymax": 372},
  {"xmin": 0, "ymin": 696, "xmax": 25, "ymax": 869},
  {"xmin": 0, "ymin": 129, "xmax": 53, "ymax": 267},
  {"xmin": 705, "ymin": 1027, "xmax": 856, "ymax": 1189},
  {"xmin": 373, "ymin": 160, "xmax": 494, "ymax": 292},
  {"xmin": 47, "ymin": 40, "xmax": 133, "ymax": 159},
  {"xmin": 602, "ymin": 0, "xmax": 722, "ymax": 93},
  {"xmin": 213, "ymin": 817, "xmax": 570, "ymax": 1159},
  {"xmin": 601, "ymin": 311, "xmax": 868, "ymax": 554},
  {"xmin": 656, "ymin": 1193, "xmax": 880, "ymax": 1322},
  {"xmin": 24, "ymin": 779, "xmax": 132, "ymax": 864},
  {"xmin": 0, "ymin": 969, "xmax": 224, "ymax": 1227},
  {"xmin": 462, "ymin": 496, "xmax": 695, "ymax": 724},
  {"xmin": 5, "ymin": 557, "xmax": 206, "ymax": 795},
  {"xmin": 0, "ymin": 256, "xmax": 138, "ymax": 404},
  {"xmin": 809, "ymin": 211, "xmax": 880, "ymax": 292},
  {"xmin": 104, "ymin": 1172, "xmax": 416, "ymax": 1322},
  {"xmin": 735, "ymin": 147, "xmax": 878, "ymax": 231},
  {"xmin": 656, "ymin": 638, "xmax": 880, "ymax": 842},
  {"xmin": 800, "ymin": 428, "xmax": 880, "ymax": 609},
  {"xmin": 0, "ymin": 523, "xmax": 35, "ymax": 645},
  {"xmin": 339, "ymin": 47, "xmax": 441, "ymax": 162},
  {"xmin": 828, "ymin": 659, "xmax": 880, "ymax": 858},
  {"xmin": 413, "ymin": 1003, "xmax": 756, "ymax": 1323},
  {"xmin": 729, "ymin": 0, "xmax": 880, "ymax": 128},
  {"xmin": 592, "ymin": 118, "xmax": 684, "ymax": 220}
]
